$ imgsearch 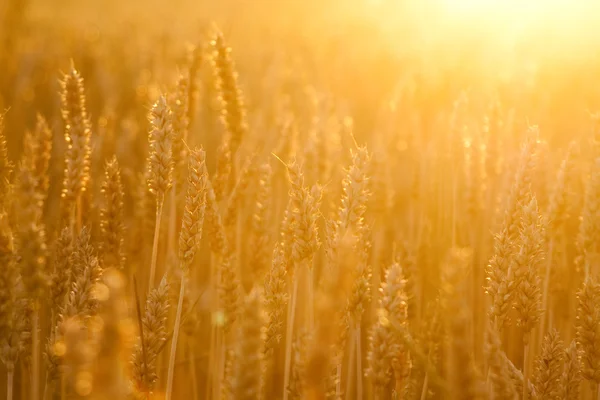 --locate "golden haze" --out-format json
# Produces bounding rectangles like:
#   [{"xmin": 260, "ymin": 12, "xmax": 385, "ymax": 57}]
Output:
[{"xmin": 1, "ymin": 0, "xmax": 600, "ymax": 399}]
